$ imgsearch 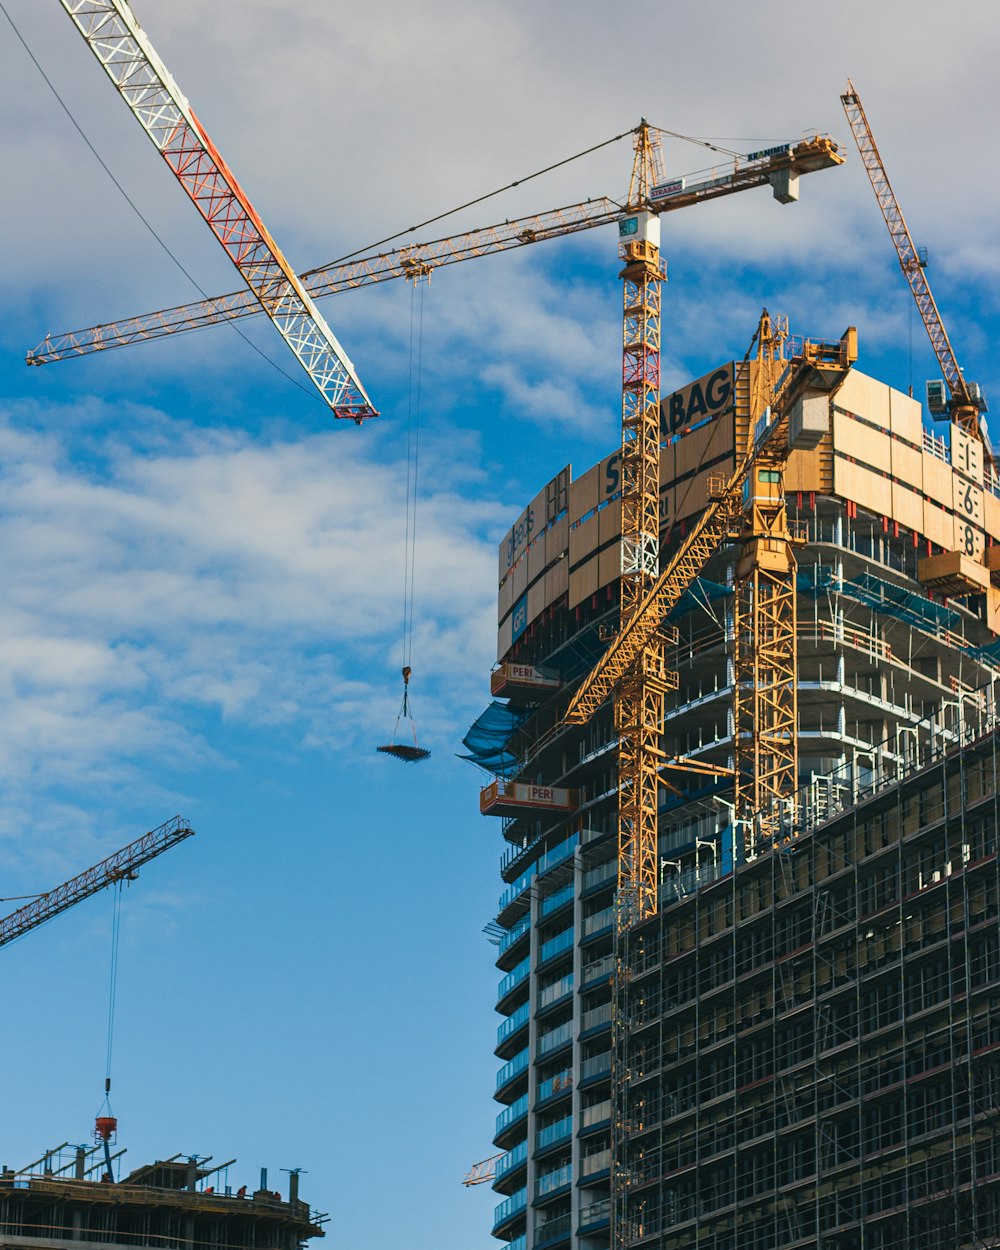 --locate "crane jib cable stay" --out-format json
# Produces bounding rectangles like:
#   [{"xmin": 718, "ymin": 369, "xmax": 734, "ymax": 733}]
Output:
[{"xmin": 378, "ymin": 279, "xmax": 430, "ymax": 764}]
